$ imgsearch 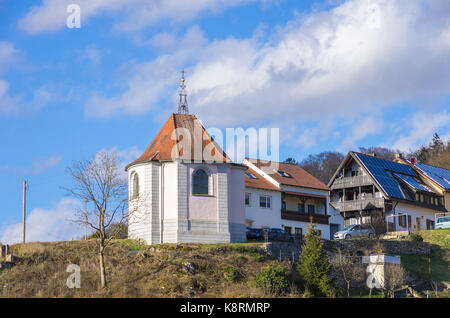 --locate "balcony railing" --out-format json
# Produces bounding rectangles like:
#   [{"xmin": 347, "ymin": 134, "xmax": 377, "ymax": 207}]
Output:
[
  {"xmin": 281, "ymin": 209, "xmax": 330, "ymax": 225},
  {"xmin": 330, "ymin": 175, "xmax": 373, "ymax": 189},
  {"xmin": 330, "ymin": 197, "xmax": 385, "ymax": 212}
]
